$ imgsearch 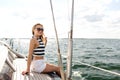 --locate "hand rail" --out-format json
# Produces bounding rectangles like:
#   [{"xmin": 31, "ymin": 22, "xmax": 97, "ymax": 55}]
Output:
[{"xmin": 0, "ymin": 40, "xmax": 25, "ymax": 58}]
